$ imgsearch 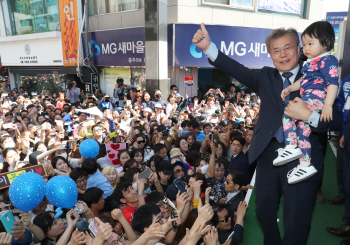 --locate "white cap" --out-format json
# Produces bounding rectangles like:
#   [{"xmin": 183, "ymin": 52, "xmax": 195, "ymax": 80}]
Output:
[{"xmin": 155, "ymin": 103, "xmax": 162, "ymax": 109}]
